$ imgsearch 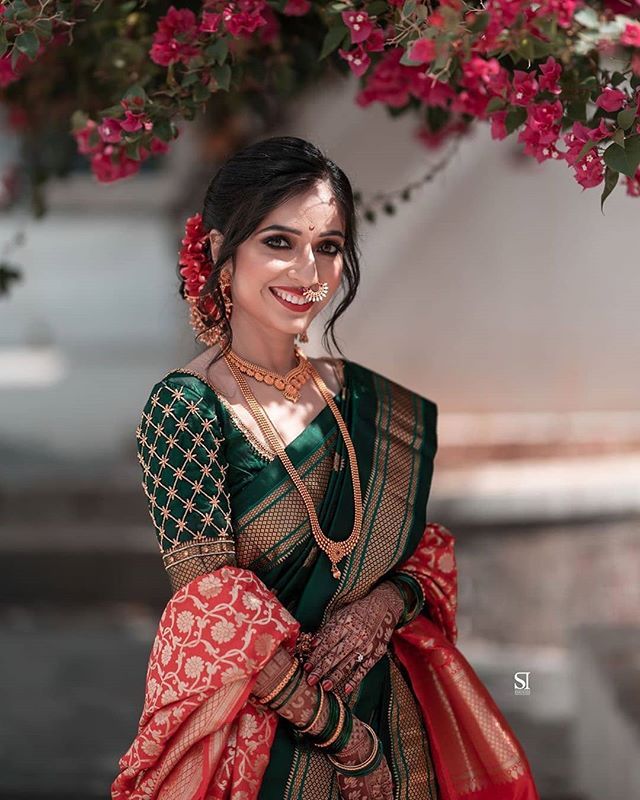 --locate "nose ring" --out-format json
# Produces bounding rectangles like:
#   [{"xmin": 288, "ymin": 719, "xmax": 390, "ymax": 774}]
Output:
[{"xmin": 302, "ymin": 282, "xmax": 329, "ymax": 302}]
